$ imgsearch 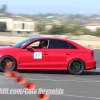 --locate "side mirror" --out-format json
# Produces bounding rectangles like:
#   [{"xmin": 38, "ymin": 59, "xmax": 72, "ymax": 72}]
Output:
[{"xmin": 26, "ymin": 46, "xmax": 33, "ymax": 50}]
